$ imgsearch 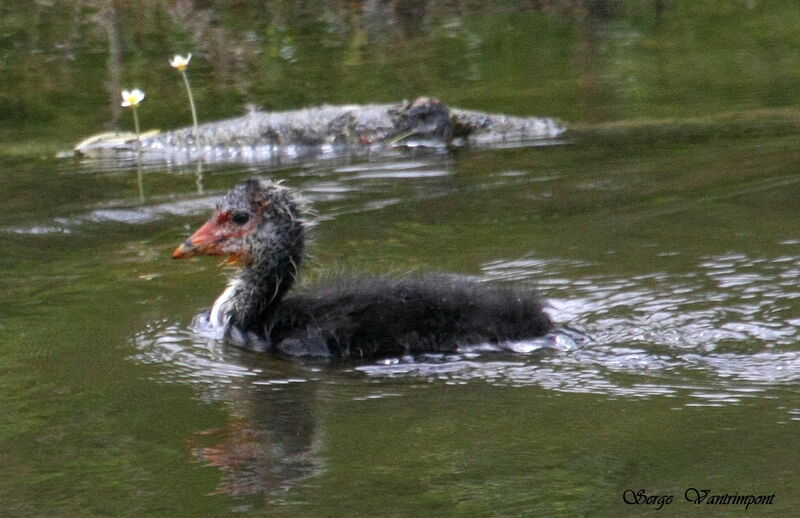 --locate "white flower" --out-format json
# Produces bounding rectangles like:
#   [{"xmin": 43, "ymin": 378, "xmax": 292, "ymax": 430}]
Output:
[
  {"xmin": 121, "ymin": 88, "xmax": 145, "ymax": 108},
  {"xmin": 170, "ymin": 53, "xmax": 192, "ymax": 71}
]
